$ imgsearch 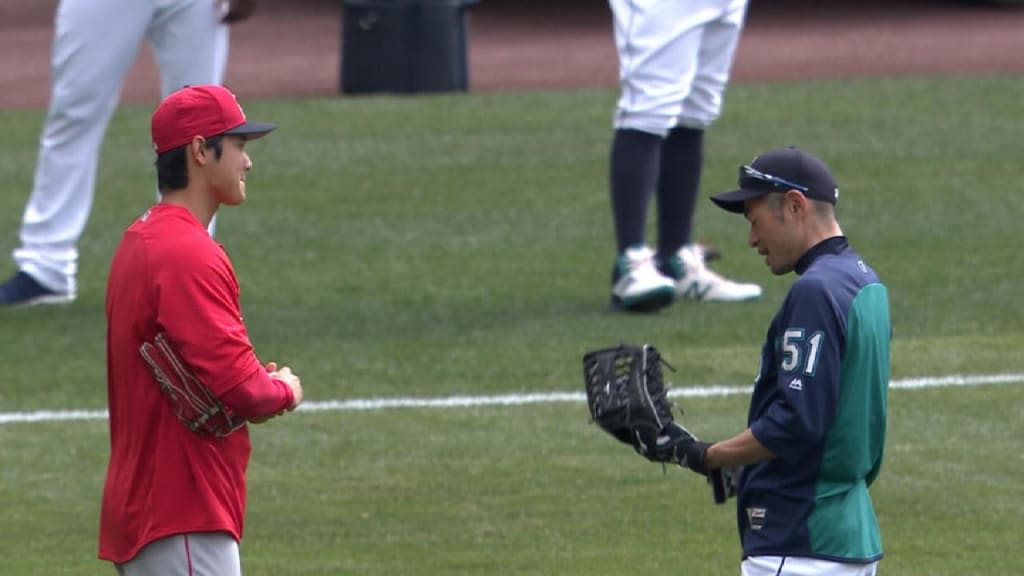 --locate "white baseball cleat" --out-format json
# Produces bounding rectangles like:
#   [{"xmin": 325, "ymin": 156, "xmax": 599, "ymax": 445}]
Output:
[
  {"xmin": 610, "ymin": 245, "xmax": 676, "ymax": 312},
  {"xmin": 659, "ymin": 244, "xmax": 762, "ymax": 302}
]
